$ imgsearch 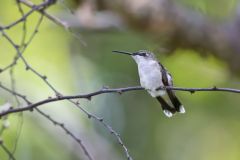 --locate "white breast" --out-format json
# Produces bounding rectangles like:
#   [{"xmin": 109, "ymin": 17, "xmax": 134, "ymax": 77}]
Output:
[{"xmin": 137, "ymin": 60, "xmax": 165, "ymax": 97}]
